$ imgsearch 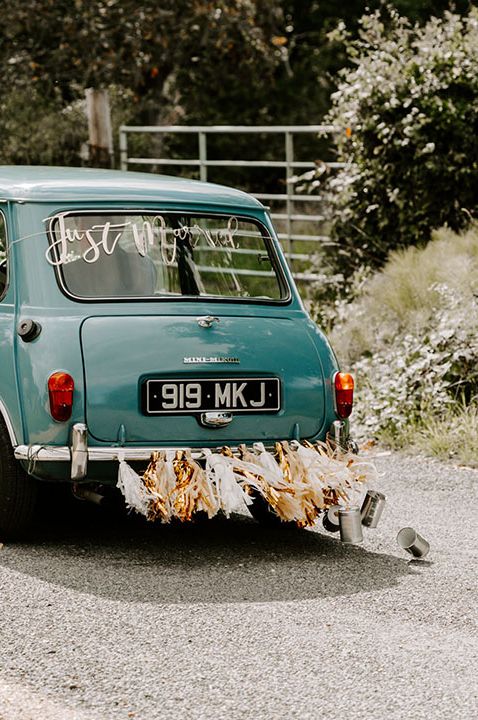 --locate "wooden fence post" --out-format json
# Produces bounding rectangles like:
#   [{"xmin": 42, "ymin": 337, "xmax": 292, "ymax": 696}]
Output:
[{"xmin": 85, "ymin": 88, "xmax": 114, "ymax": 168}]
